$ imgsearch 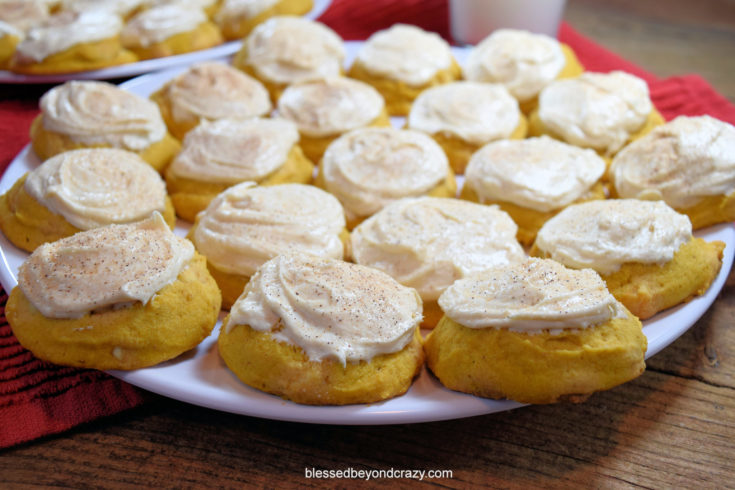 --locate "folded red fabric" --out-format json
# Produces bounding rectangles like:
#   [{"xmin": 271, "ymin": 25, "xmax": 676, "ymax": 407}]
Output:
[
  {"xmin": 0, "ymin": 292, "xmax": 146, "ymax": 448},
  {"xmin": 0, "ymin": 100, "xmax": 38, "ymax": 177},
  {"xmin": 1, "ymin": 0, "xmax": 735, "ymax": 449}
]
